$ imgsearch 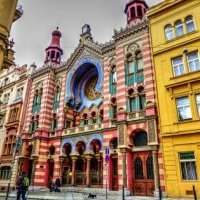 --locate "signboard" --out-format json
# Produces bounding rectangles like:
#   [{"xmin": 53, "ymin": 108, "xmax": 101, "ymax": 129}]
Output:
[{"xmin": 105, "ymin": 147, "xmax": 110, "ymax": 162}]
